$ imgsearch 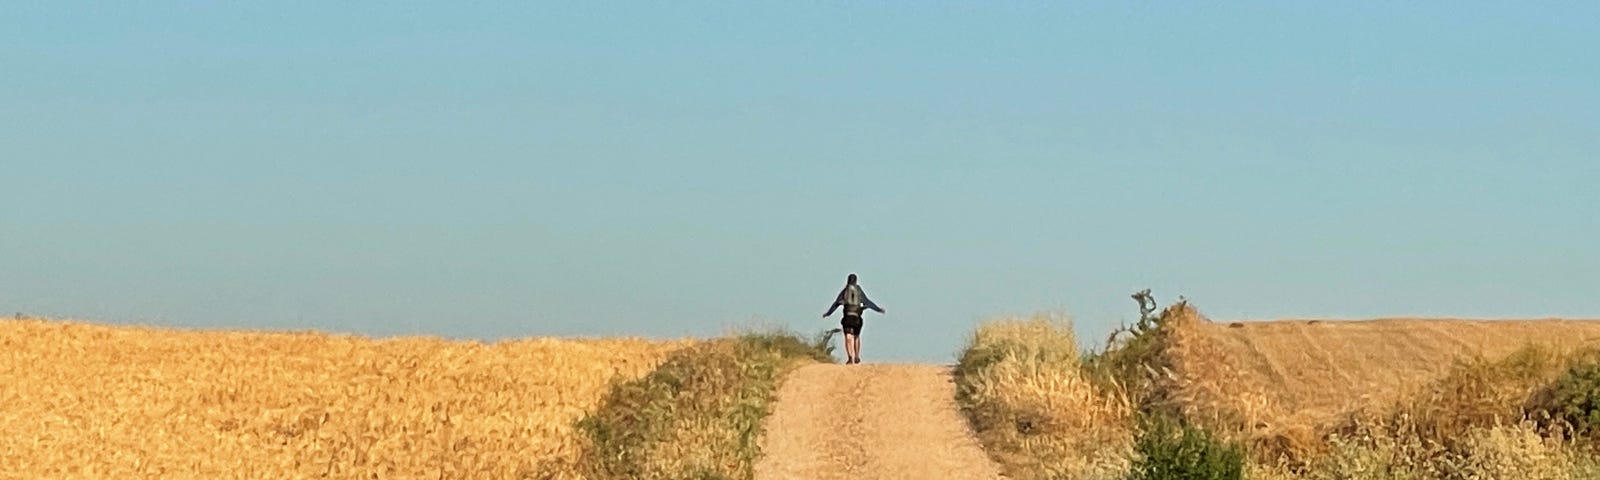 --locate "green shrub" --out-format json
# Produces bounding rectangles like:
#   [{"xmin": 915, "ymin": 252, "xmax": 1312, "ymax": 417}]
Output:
[
  {"xmin": 1127, "ymin": 415, "xmax": 1243, "ymax": 480},
  {"xmin": 1080, "ymin": 296, "xmax": 1187, "ymax": 411},
  {"xmin": 736, "ymin": 330, "xmax": 834, "ymax": 364},
  {"xmin": 808, "ymin": 328, "xmax": 843, "ymax": 363},
  {"xmin": 1533, "ymin": 354, "xmax": 1600, "ymax": 438}
]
